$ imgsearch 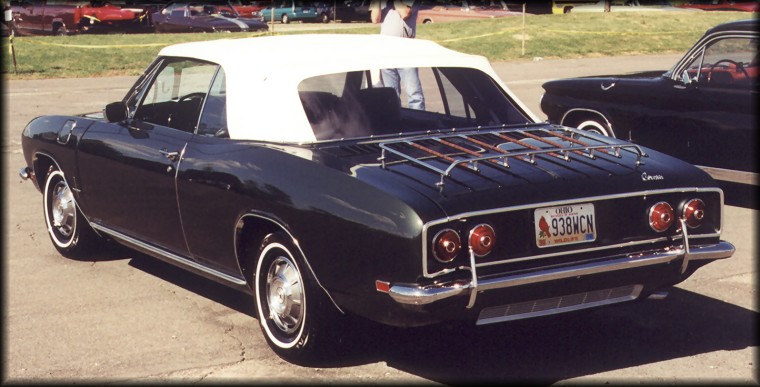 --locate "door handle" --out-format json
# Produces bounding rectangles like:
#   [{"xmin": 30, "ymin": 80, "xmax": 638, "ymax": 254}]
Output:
[{"xmin": 159, "ymin": 149, "xmax": 179, "ymax": 161}]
